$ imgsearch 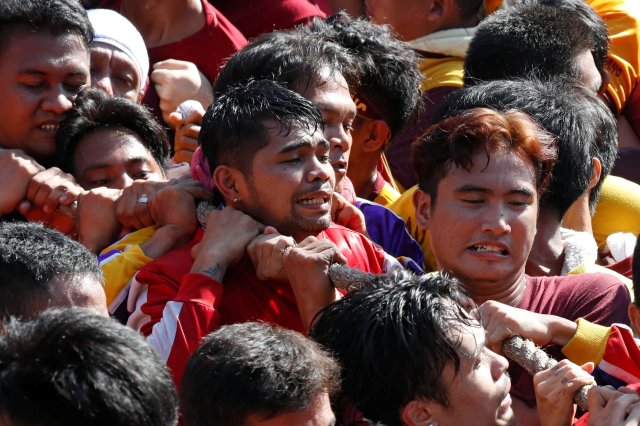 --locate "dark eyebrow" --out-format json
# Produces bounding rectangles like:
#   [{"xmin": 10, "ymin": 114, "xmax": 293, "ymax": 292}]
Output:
[
  {"xmin": 82, "ymin": 157, "xmax": 149, "ymax": 172},
  {"xmin": 508, "ymin": 188, "xmax": 535, "ymax": 198},
  {"xmin": 315, "ymin": 102, "xmax": 357, "ymax": 118},
  {"xmin": 454, "ymin": 184, "xmax": 535, "ymax": 198},
  {"xmin": 454, "ymin": 184, "xmax": 492, "ymax": 194},
  {"xmin": 279, "ymin": 139, "xmax": 313, "ymax": 154}
]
